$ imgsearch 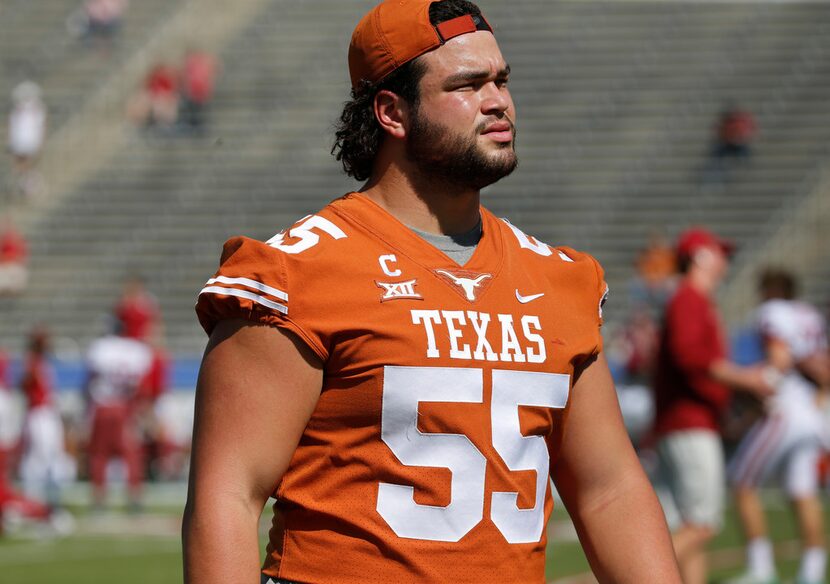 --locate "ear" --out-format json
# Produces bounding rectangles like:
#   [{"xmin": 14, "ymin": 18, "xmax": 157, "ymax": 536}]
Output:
[{"xmin": 374, "ymin": 90, "xmax": 408, "ymax": 139}]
